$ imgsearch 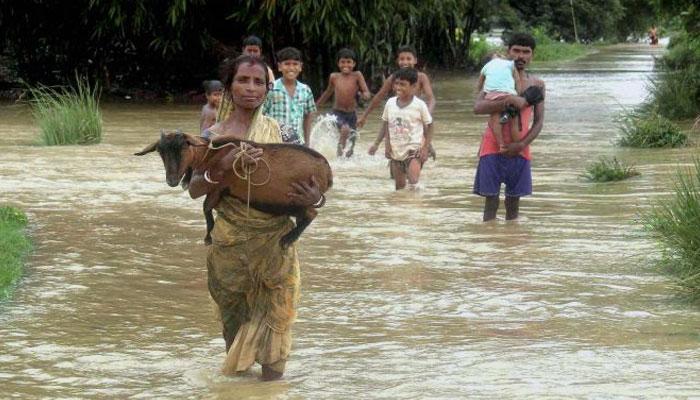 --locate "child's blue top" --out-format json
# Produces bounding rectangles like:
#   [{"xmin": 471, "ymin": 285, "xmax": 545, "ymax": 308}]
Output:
[{"xmin": 480, "ymin": 58, "xmax": 516, "ymax": 95}]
